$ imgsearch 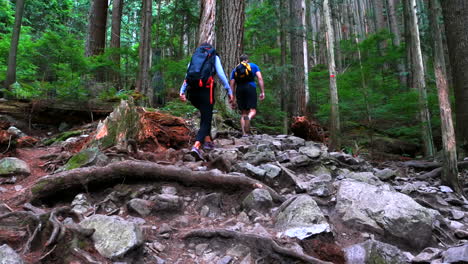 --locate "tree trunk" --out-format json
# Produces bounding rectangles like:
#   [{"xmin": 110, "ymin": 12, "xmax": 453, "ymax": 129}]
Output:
[
  {"xmin": 289, "ymin": 0, "xmax": 308, "ymax": 117},
  {"xmin": 430, "ymin": 0, "xmax": 462, "ymax": 194},
  {"xmin": 374, "ymin": 0, "xmax": 386, "ymax": 31},
  {"xmin": 409, "ymin": 0, "xmax": 435, "ymax": 158},
  {"xmin": 85, "ymin": 0, "xmax": 108, "ymax": 57},
  {"xmin": 110, "ymin": 0, "xmax": 123, "ymax": 87},
  {"xmin": 216, "ymin": 0, "xmax": 245, "ymax": 106},
  {"xmin": 324, "ymin": 0, "xmax": 341, "ymax": 151},
  {"xmin": 441, "ymin": 0, "xmax": 468, "ymax": 157},
  {"xmin": 136, "ymin": 0, "xmax": 153, "ymax": 105},
  {"xmin": 387, "ymin": 0, "xmax": 408, "ymax": 86},
  {"xmin": 198, "ymin": 0, "xmax": 216, "ymax": 45},
  {"xmin": 4, "ymin": 0, "xmax": 25, "ymax": 91}
]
